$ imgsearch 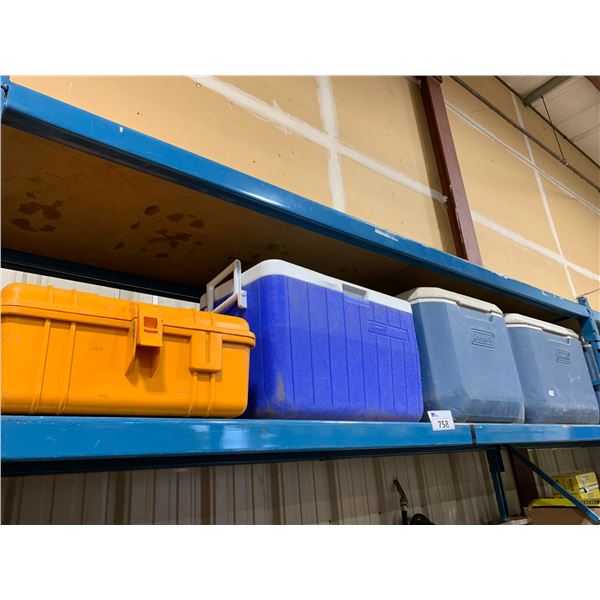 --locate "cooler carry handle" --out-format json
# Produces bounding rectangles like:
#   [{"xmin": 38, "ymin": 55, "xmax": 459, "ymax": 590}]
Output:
[
  {"xmin": 342, "ymin": 283, "xmax": 368, "ymax": 300},
  {"xmin": 205, "ymin": 259, "xmax": 247, "ymax": 313}
]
